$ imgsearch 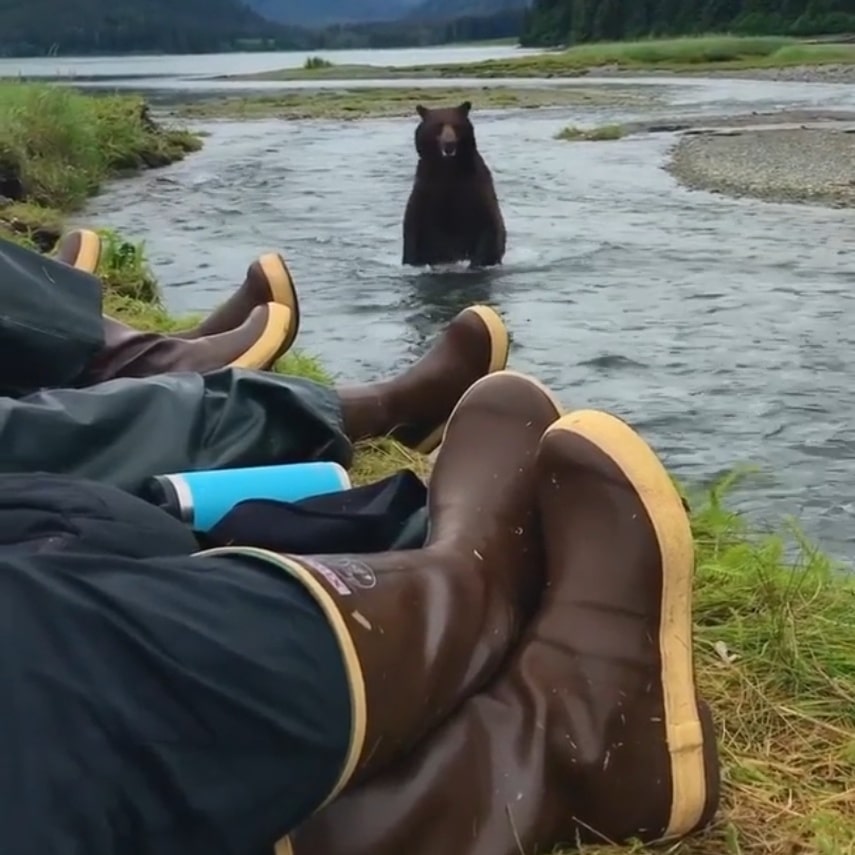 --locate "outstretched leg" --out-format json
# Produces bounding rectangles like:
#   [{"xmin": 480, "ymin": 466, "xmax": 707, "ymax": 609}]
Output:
[
  {"xmin": 0, "ymin": 371, "xmax": 560, "ymax": 854},
  {"xmin": 0, "ymin": 236, "xmax": 104, "ymax": 395},
  {"xmin": 288, "ymin": 409, "xmax": 720, "ymax": 855},
  {"xmin": 0, "ymin": 305, "xmax": 509, "ymax": 494},
  {"xmin": 174, "ymin": 253, "xmax": 300, "ymax": 345},
  {"xmin": 53, "ymin": 230, "xmax": 300, "ymax": 380}
]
